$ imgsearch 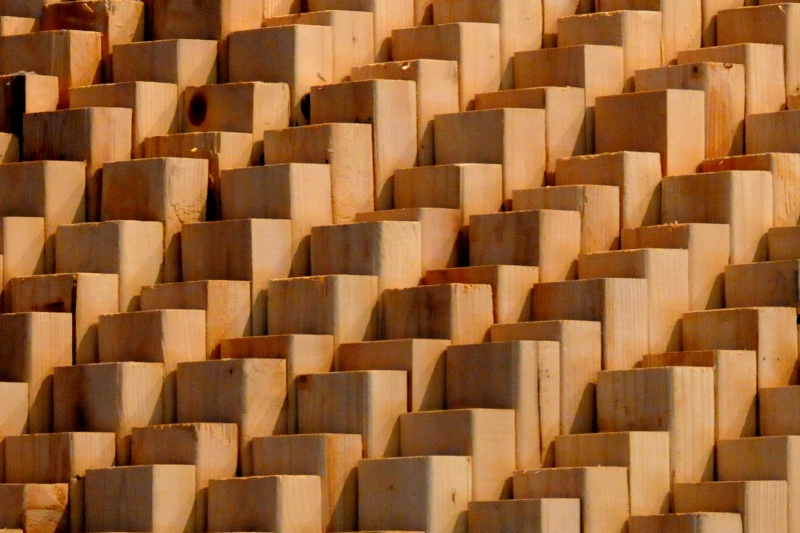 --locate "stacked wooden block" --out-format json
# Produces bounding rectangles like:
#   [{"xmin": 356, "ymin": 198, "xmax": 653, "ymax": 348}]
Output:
[{"xmin": 3, "ymin": 0, "xmax": 800, "ymax": 532}]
